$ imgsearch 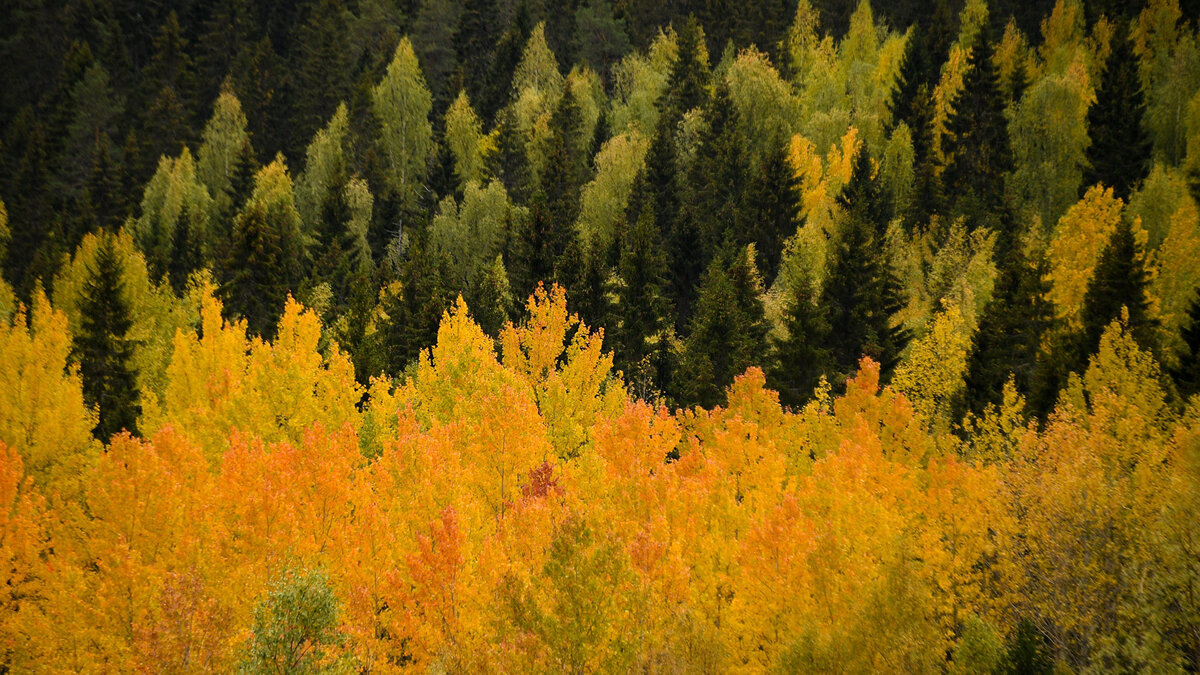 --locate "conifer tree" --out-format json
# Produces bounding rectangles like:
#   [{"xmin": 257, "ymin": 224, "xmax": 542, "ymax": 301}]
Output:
[
  {"xmin": 660, "ymin": 15, "xmax": 710, "ymax": 121},
  {"xmin": 820, "ymin": 217, "xmax": 910, "ymax": 385},
  {"xmin": 888, "ymin": 28, "xmax": 942, "ymax": 227},
  {"xmin": 1078, "ymin": 218, "xmax": 1158, "ymax": 358},
  {"xmin": 222, "ymin": 202, "xmax": 290, "ymax": 338},
  {"xmin": 686, "ymin": 81, "xmax": 749, "ymax": 260},
  {"xmin": 959, "ymin": 244, "xmax": 1056, "ymax": 419},
  {"xmin": 676, "ymin": 245, "xmax": 770, "ymax": 407},
  {"xmin": 614, "ymin": 200, "xmax": 674, "ymax": 397},
  {"xmin": 838, "ymin": 148, "xmax": 890, "ymax": 238},
  {"xmin": 73, "ymin": 233, "xmax": 141, "ymax": 441},
  {"xmin": 382, "ymin": 238, "xmax": 451, "ymax": 375},
  {"xmin": 473, "ymin": 254, "xmax": 515, "ymax": 337},
  {"xmin": 480, "ymin": 3, "xmax": 533, "ymax": 123},
  {"xmin": 743, "ymin": 141, "xmax": 800, "ymax": 283},
  {"xmin": 943, "ymin": 25, "xmax": 1014, "ymax": 240},
  {"xmin": 1084, "ymin": 24, "xmax": 1152, "ymax": 202},
  {"xmin": 454, "ymin": 0, "xmax": 501, "ymax": 111},
  {"xmin": 168, "ymin": 199, "xmax": 203, "ymax": 294},
  {"xmin": 291, "ymin": 0, "xmax": 354, "ymax": 157},
  {"xmin": 769, "ymin": 272, "xmax": 832, "ymax": 408},
  {"xmin": 1171, "ymin": 289, "xmax": 1200, "ymax": 400},
  {"xmin": 542, "ymin": 83, "xmax": 587, "ymax": 234},
  {"xmin": 86, "ymin": 132, "xmax": 128, "ymax": 234}
]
